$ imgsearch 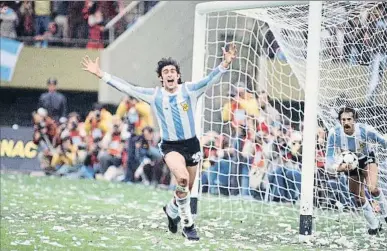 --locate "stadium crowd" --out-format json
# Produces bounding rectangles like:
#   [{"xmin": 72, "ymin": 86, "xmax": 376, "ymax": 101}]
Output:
[
  {"xmin": 23, "ymin": 1, "xmax": 386, "ymax": 213},
  {"xmin": 267, "ymin": 2, "xmax": 387, "ymax": 65},
  {"xmin": 200, "ymin": 83, "xmax": 387, "ymax": 213},
  {"xmin": 30, "ymin": 76, "xmax": 386, "ymax": 214},
  {"xmin": 321, "ymin": 2, "xmax": 387, "ymax": 65},
  {"xmin": 31, "ymin": 88, "xmax": 171, "ymax": 185},
  {"xmin": 1, "ymin": 1, "xmax": 385, "ymax": 56},
  {"xmin": 0, "ymin": 0, "xmax": 158, "ymax": 49}
]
